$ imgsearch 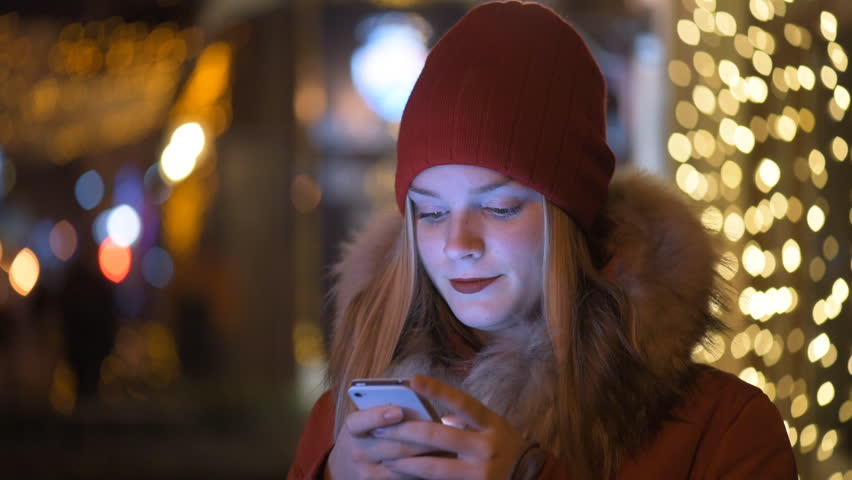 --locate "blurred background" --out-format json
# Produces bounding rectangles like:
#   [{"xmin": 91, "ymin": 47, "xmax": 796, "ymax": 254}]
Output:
[{"xmin": 0, "ymin": 0, "xmax": 848, "ymax": 478}]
